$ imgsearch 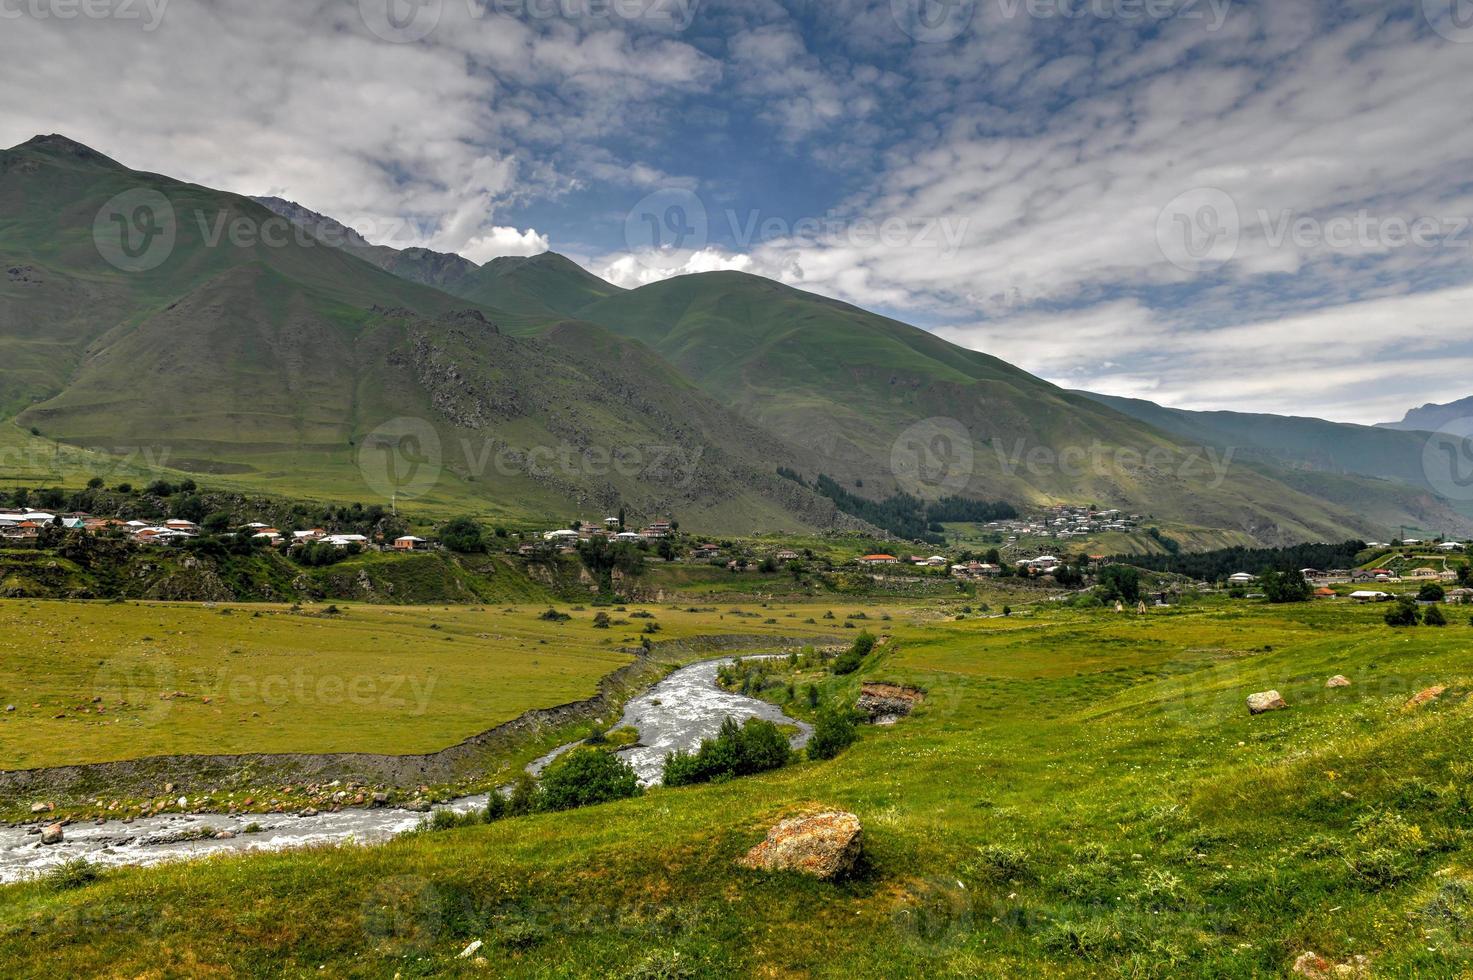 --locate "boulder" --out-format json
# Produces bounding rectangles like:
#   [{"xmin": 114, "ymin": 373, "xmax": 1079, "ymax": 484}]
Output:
[
  {"xmin": 855, "ymin": 683, "xmax": 925, "ymax": 725},
  {"xmin": 738, "ymin": 811, "xmax": 862, "ymax": 880},
  {"xmin": 40, "ymin": 823, "xmax": 64, "ymax": 845},
  {"xmin": 1326, "ymin": 676, "xmax": 1352, "ymax": 689},
  {"xmin": 1292, "ymin": 951, "xmax": 1371, "ymax": 978},
  {"xmin": 1247, "ymin": 690, "xmax": 1287, "ymax": 715},
  {"xmin": 1408, "ymin": 685, "xmax": 1447, "ymax": 708}
]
